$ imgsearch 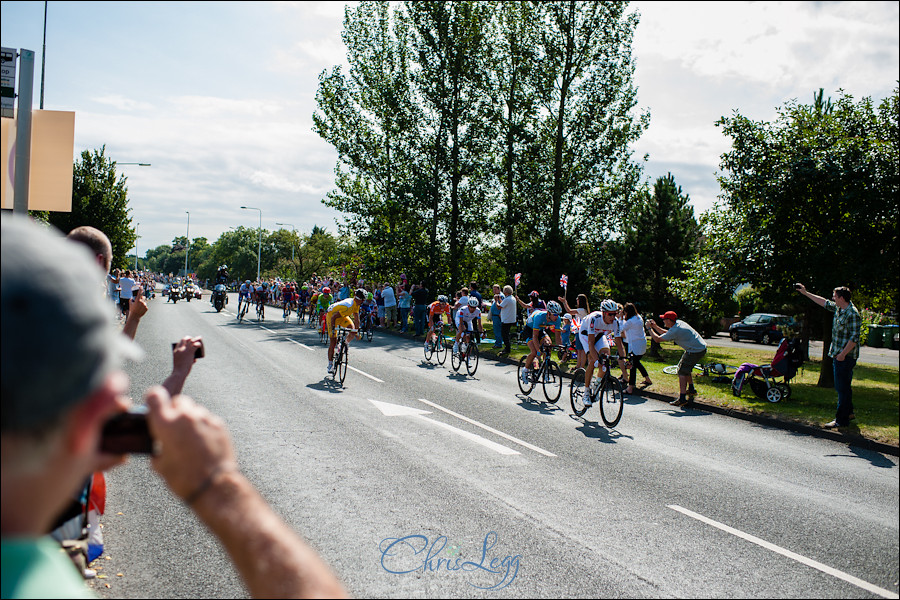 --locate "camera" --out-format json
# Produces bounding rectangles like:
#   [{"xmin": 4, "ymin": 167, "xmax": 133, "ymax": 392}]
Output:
[
  {"xmin": 794, "ymin": 283, "xmax": 802, "ymax": 290},
  {"xmin": 172, "ymin": 339, "xmax": 205, "ymax": 359},
  {"xmin": 100, "ymin": 408, "xmax": 153, "ymax": 454}
]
